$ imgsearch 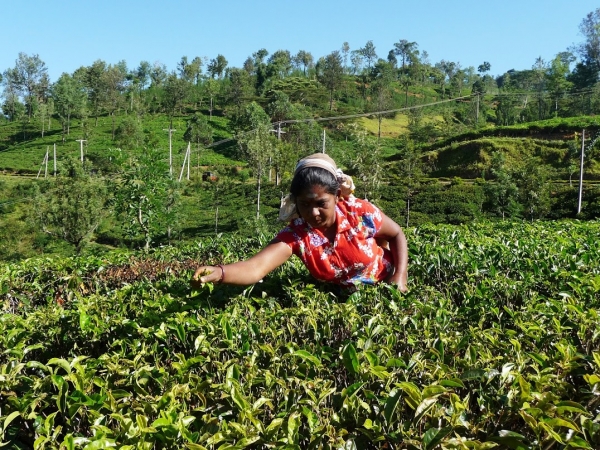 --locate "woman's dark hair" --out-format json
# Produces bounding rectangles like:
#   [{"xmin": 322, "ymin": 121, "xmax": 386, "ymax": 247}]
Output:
[{"xmin": 290, "ymin": 167, "xmax": 339, "ymax": 197}]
